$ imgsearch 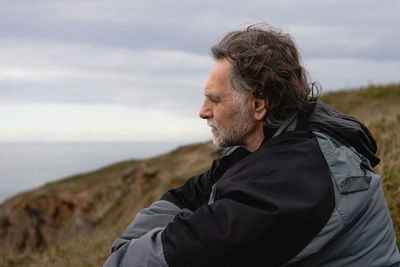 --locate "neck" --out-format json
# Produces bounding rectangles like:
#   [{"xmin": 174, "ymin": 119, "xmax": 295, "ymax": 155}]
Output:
[{"xmin": 244, "ymin": 123, "xmax": 265, "ymax": 152}]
